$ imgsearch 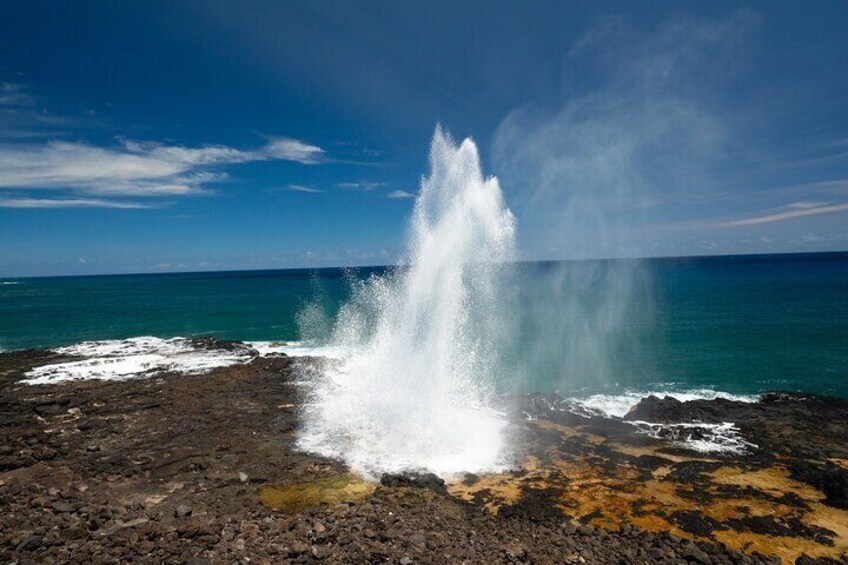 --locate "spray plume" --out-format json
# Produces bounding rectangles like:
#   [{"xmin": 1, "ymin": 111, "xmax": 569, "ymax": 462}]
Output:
[{"xmin": 298, "ymin": 127, "xmax": 515, "ymax": 477}]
